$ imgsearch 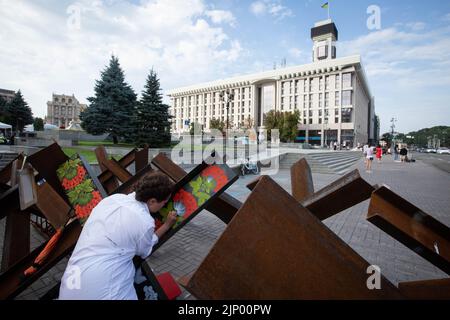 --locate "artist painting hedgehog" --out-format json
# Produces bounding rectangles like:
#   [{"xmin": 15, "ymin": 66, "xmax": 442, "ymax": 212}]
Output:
[{"xmin": 59, "ymin": 172, "xmax": 177, "ymax": 300}]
